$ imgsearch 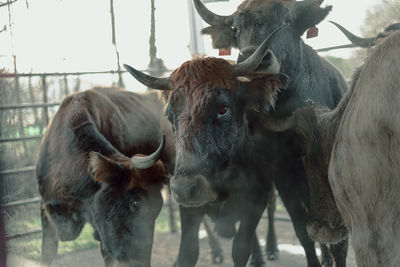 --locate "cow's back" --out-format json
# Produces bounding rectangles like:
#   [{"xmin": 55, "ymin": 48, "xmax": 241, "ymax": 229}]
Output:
[
  {"xmin": 329, "ymin": 32, "xmax": 400, "ymax": 266},
  {"xmin": 36, "ymin": 88, "xmax": 167, "ymax": 202}
]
